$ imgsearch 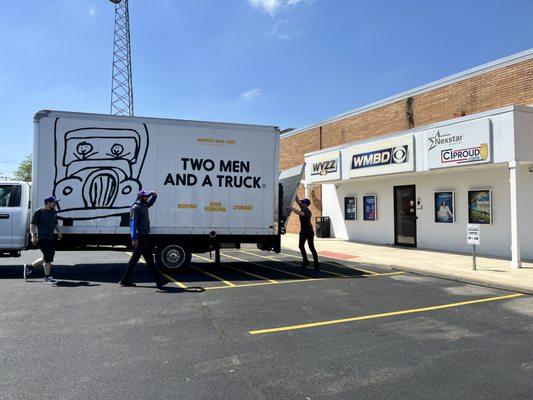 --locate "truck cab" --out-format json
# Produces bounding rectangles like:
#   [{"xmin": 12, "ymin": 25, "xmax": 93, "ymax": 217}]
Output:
[{"xmin": 0, "ymin": 181, "xmax": 31, "ymax": 256}]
